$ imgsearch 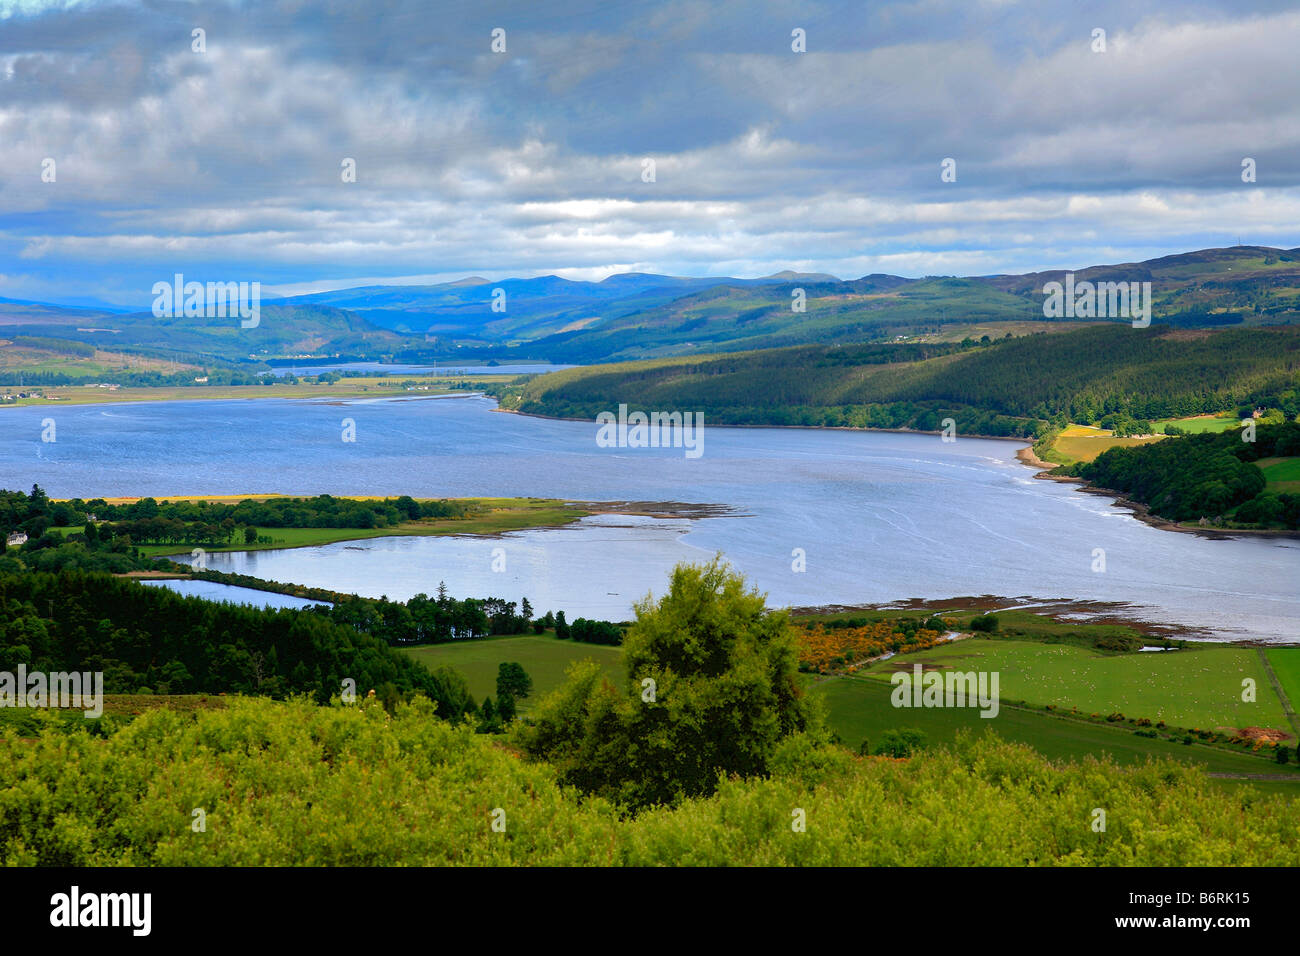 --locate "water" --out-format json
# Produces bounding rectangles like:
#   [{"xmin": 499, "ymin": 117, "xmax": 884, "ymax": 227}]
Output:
[
  {"xmin": 140, "ymin": 578, "xmax": 331, "ymax": 610},
  {"xmin": 2, "ymin": 394, "xmax": 1296, "ymax": 639}
]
